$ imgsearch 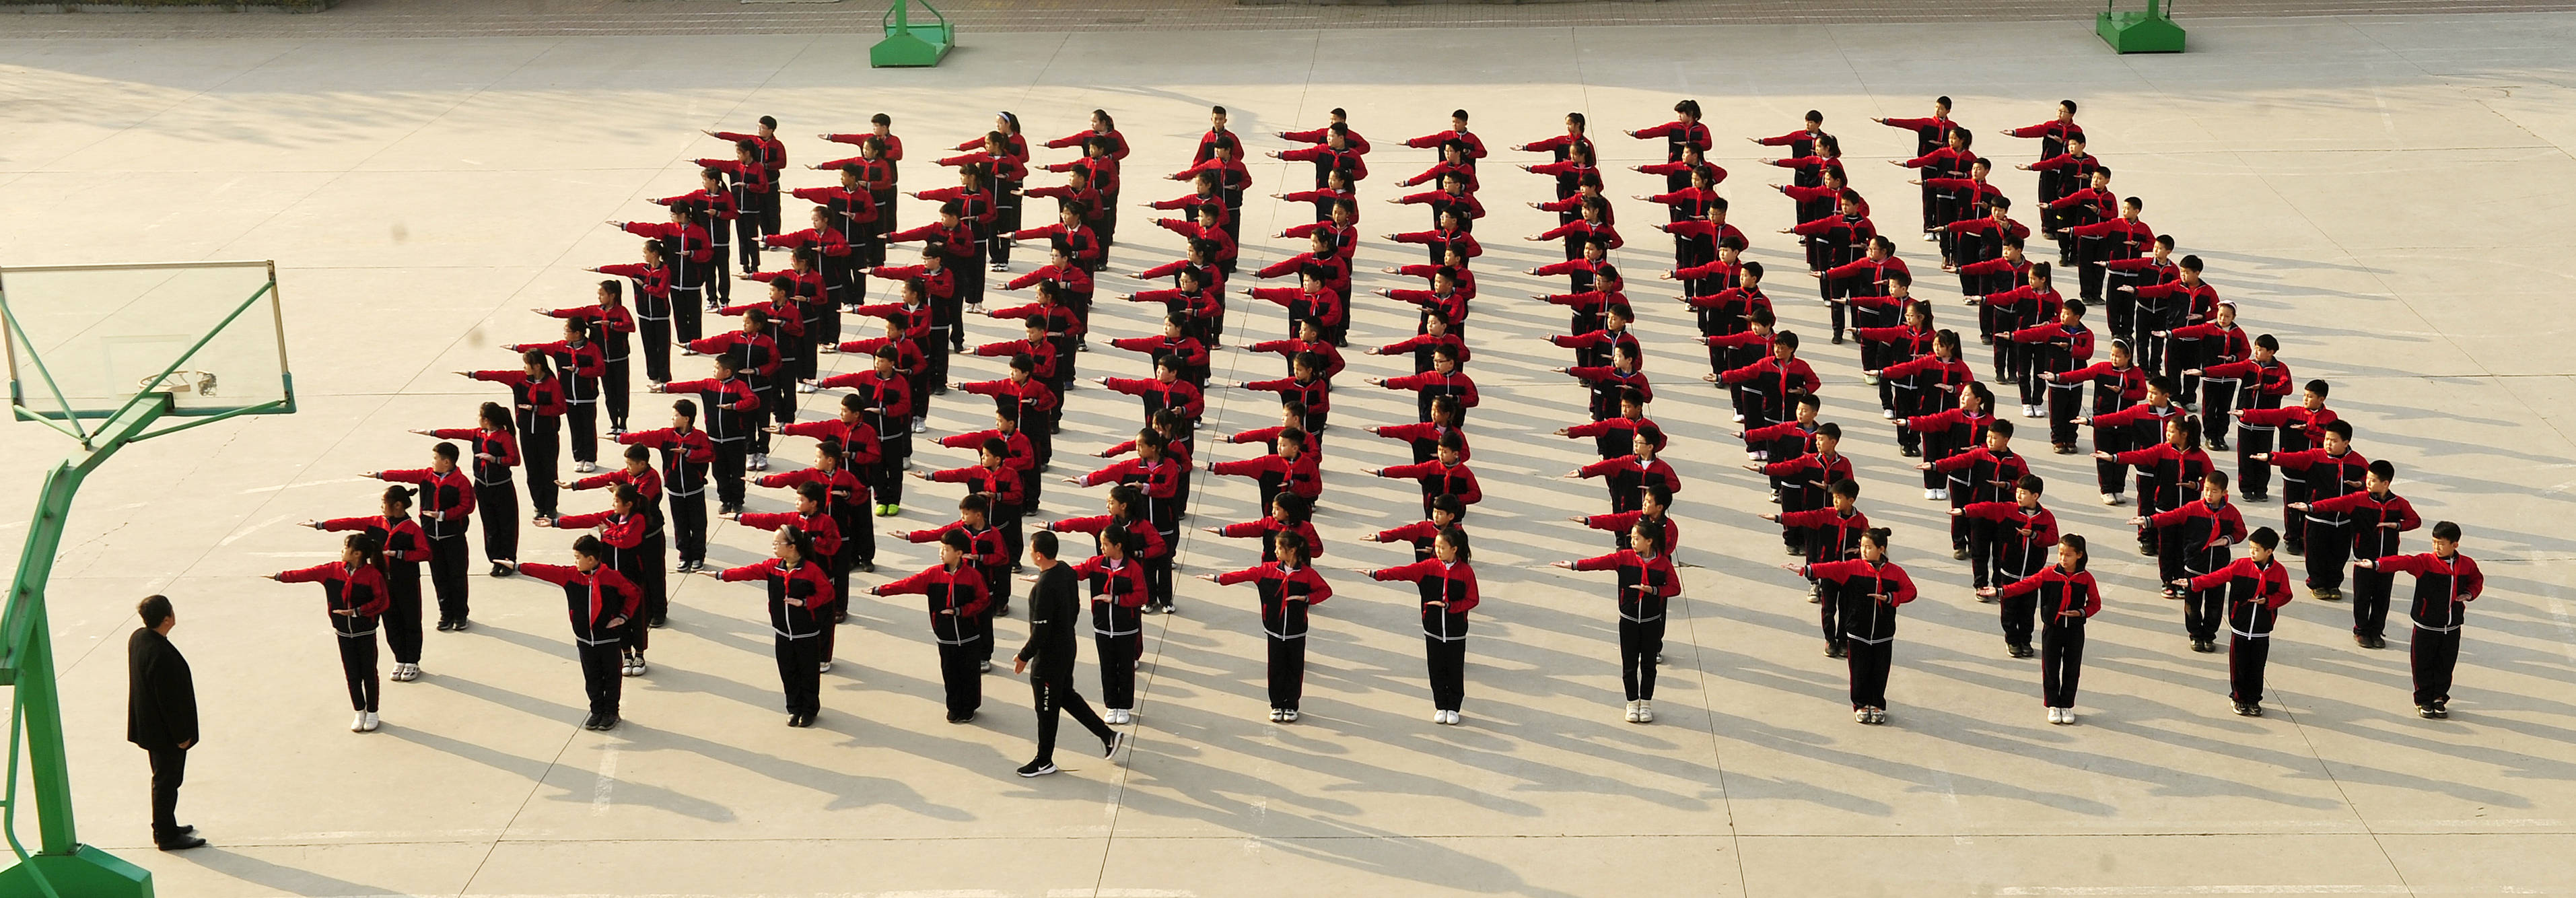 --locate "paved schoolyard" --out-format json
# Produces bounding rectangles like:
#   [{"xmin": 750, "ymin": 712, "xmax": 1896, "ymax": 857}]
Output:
[{"xmin": 2, "ymin": 10, "xmax": 2574, "ymax": 897}]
